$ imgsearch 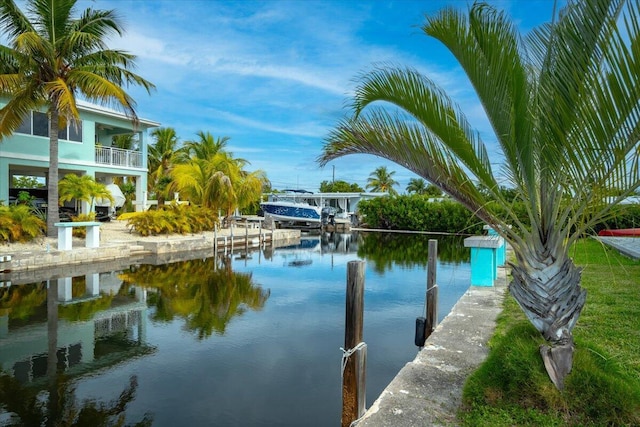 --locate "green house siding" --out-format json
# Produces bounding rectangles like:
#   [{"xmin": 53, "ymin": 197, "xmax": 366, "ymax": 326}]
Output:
[{"xmin": 0, "ymin": 100, "xmax": 159, "ymax": 209}]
